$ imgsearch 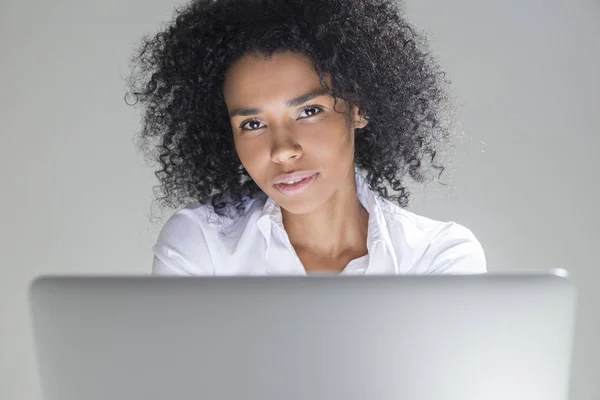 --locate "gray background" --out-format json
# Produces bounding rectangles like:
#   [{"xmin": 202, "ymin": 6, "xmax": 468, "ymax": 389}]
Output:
[{"xmin": 0, "ymin": 0, "xmax": 598, "ymax": 399}]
